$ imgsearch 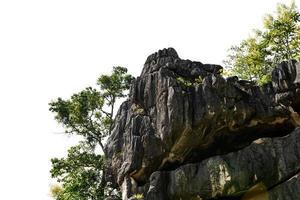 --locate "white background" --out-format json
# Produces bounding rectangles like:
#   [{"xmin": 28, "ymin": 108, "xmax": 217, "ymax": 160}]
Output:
[{"xmin": 0, "ymin": 0, "xmax": 297, "ymax": 199}]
